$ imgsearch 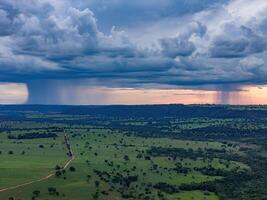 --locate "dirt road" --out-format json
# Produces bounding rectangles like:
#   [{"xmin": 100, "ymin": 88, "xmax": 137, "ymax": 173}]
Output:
[{"xmin": 0, "ymin": 133, "xmax": 75, "ymax": 193}]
